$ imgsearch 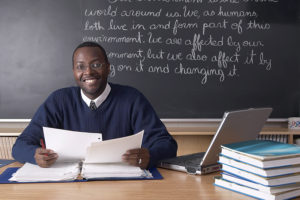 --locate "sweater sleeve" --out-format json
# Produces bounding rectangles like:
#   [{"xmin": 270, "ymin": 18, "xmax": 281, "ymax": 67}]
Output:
[
  {"xmin": 12, "ymin": 92, "xmax": 62, "ymax": 164},
  {"xmin": 130, "ymin": 91, "xmax": 178, "ymax": 169}
]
